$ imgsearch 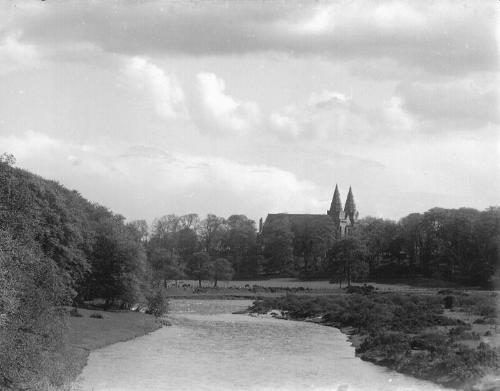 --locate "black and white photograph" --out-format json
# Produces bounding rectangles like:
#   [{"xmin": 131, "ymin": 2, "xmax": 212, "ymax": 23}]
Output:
[{"xmin": 0, "ymin": 1, "xmax": 499, "ymax": 390}]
